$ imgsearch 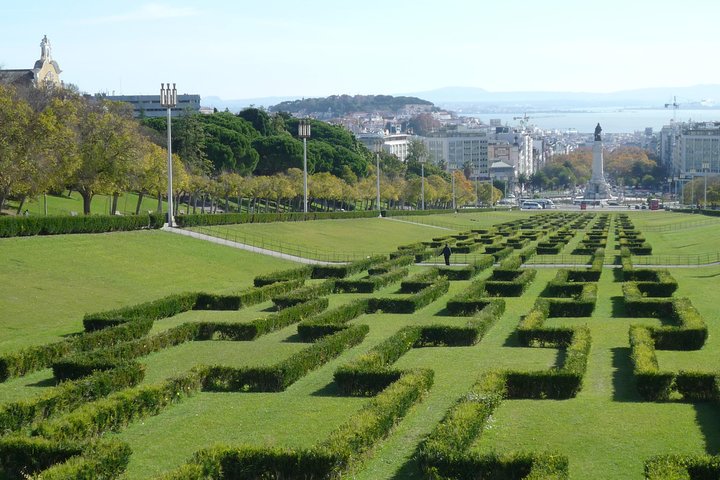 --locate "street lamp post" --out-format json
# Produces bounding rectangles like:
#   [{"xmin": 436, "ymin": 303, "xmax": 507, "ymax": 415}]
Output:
[
  {"xmin": 376, "ymin": 141, "xmax": 382, "ymax": 217},
  {"xmin": 451, "ymin": 169, "xmax": 456, "ymax": 210},
  {"xmin": 298, "ymin": 119, "xmax": 311, "ymax": 213},
  {"xmin": 690, "ymin": 169, "xmax": 696, "ymax": 207},
  {"xmin": 160, "ymin": 83, "xmax": 177, "ymax": 227},
  {"xmin": 703, "ymin": 162, "xmax": 710, "ymax": 208},
  {"xmin": 420, "ymin": 161, "xmax": 425, "ymax": 210}
]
